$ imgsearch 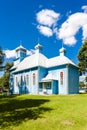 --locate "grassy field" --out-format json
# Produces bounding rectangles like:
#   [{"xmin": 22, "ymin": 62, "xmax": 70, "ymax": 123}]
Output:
[{"xmin": 0, "ymin": 94, "xmax": 87, "ymax": 130}]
